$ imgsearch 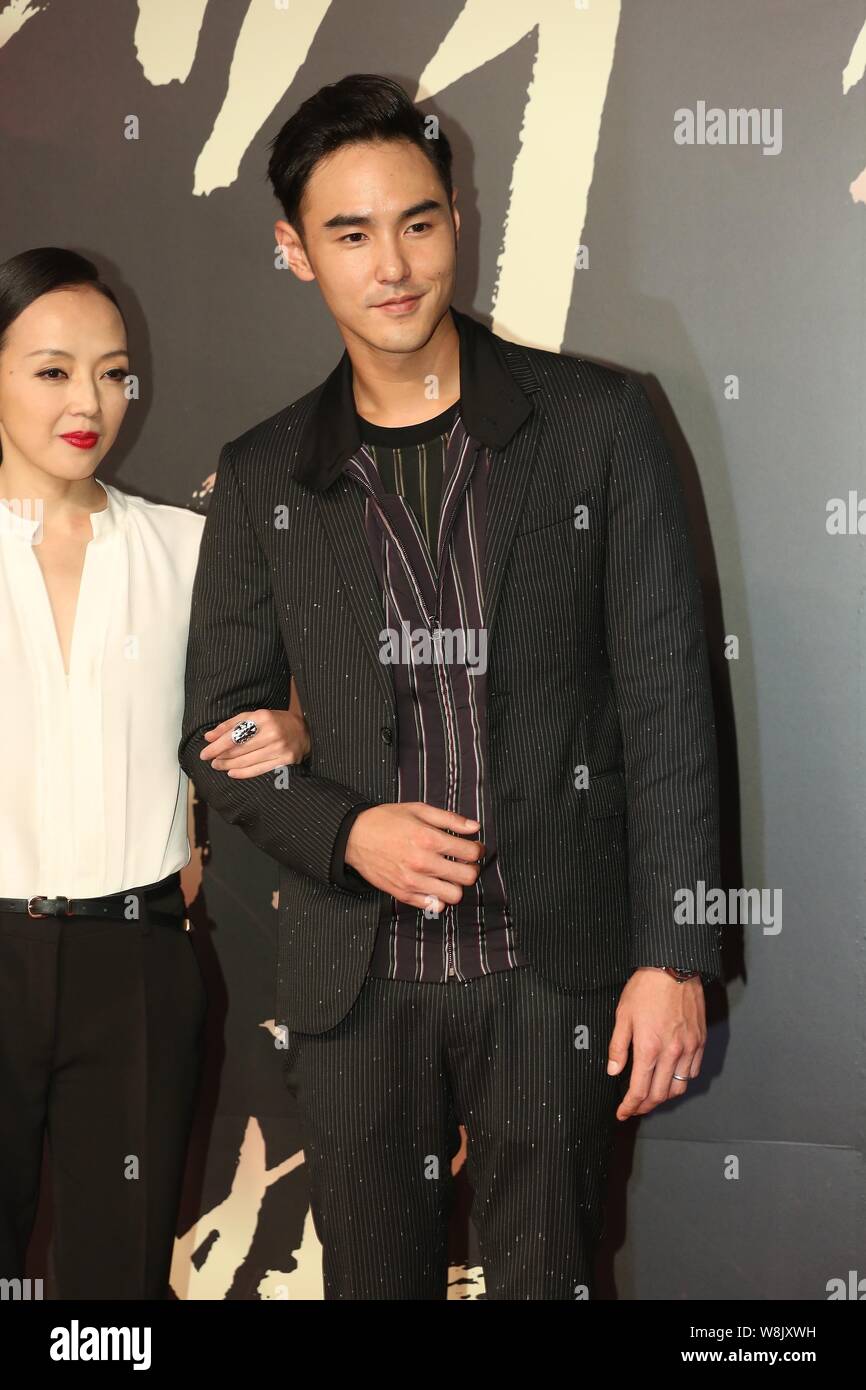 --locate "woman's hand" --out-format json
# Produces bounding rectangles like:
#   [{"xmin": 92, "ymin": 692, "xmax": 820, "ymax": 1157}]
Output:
[{"xmin": 199, "ymin": 677, "xmax": 311, "ymax": 779}]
